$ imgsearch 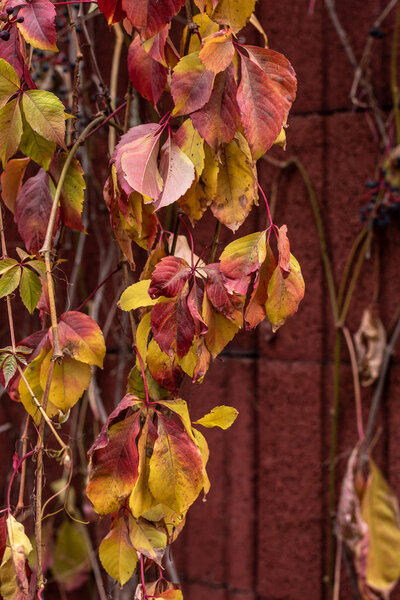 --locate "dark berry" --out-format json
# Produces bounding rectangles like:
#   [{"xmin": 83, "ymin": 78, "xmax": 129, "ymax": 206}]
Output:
[
  {"xmin": 365, "ymin": 180, "xmax": 379, "ymax": 189},
  {"xmin": 0, "ymin": 30, "xmax": 10, "ymax": 40},
  {"xmin": 369, "ymin": 27, "xmax": 385, "ymax": 39},
  {"xmin": 75, "ymin": 25, "xmax": 81, "ymax": 33},
  {"xmin": 5, "ymin": 6, "xmax": 13, "ymax": 15},
  {"xmin": 42, "ymin": 64, "xmax": 49, "ymax": 72},
  {"xmin": 63, "ymin": 66, "xmax": 68, "ymax": 72},
  {"xmin": 38, "ymin": 51, "xmax": 44, "ymax": 58},
  {"xmin": 16, "ymin": 15, "xmax": 23, "ymax": 22}
]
